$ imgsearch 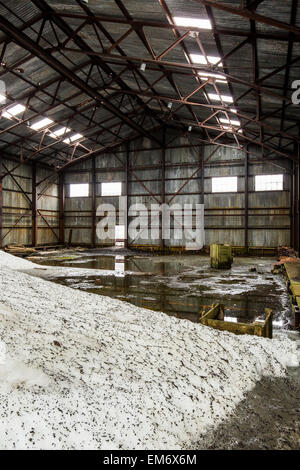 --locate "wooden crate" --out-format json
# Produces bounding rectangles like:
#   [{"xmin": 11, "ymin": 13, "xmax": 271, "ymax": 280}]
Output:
[{"xmin": 200, "ymin": 304, "xmax": 273, "ymax": 339}]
